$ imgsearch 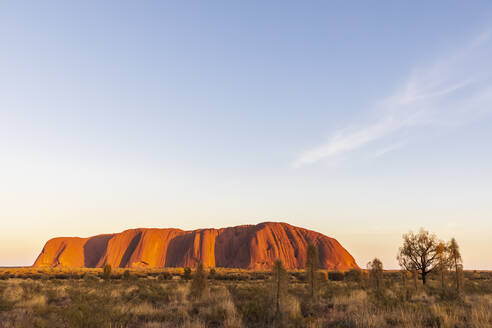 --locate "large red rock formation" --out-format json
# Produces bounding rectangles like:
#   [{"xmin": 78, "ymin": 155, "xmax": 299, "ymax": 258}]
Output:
[{"xmin": 33, "ymin": 222, "xmax": 359, "ymax": 270}]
